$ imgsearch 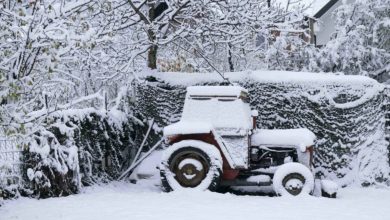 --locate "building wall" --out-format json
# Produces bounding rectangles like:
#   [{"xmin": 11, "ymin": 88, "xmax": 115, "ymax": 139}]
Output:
[
  {"xmin": 315, "ymin": 0, "xmax": 355, "ymax": 46},
  {"xmin": 315, "ymin": 1, "xmax": 341, "ymax": 46}
]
